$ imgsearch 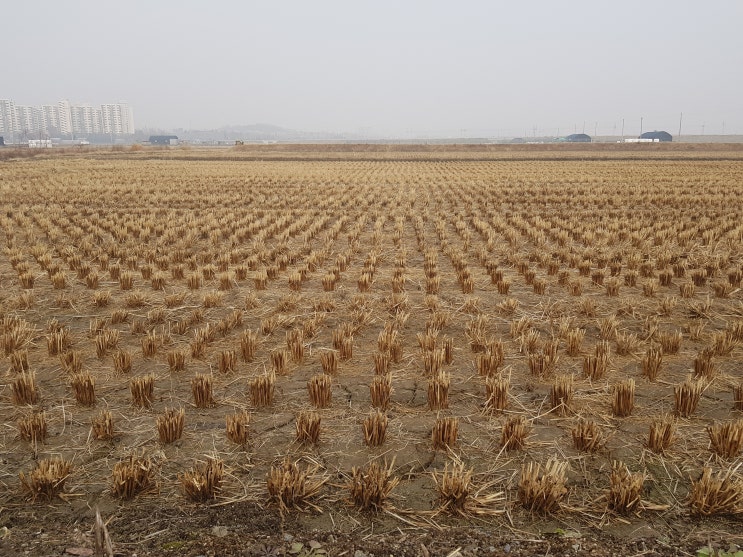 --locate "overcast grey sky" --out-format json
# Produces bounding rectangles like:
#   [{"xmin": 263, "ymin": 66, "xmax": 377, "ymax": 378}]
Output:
[{"xmin": 4, "ymin": 1, "xmax": 742, "ymax": 136}]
